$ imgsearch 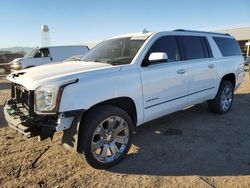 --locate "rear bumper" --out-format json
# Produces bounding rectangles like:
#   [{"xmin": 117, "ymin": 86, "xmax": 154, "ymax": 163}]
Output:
[{"xmin": 235, "ymin": 71, "xmax": 245, "ymax": 90}]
